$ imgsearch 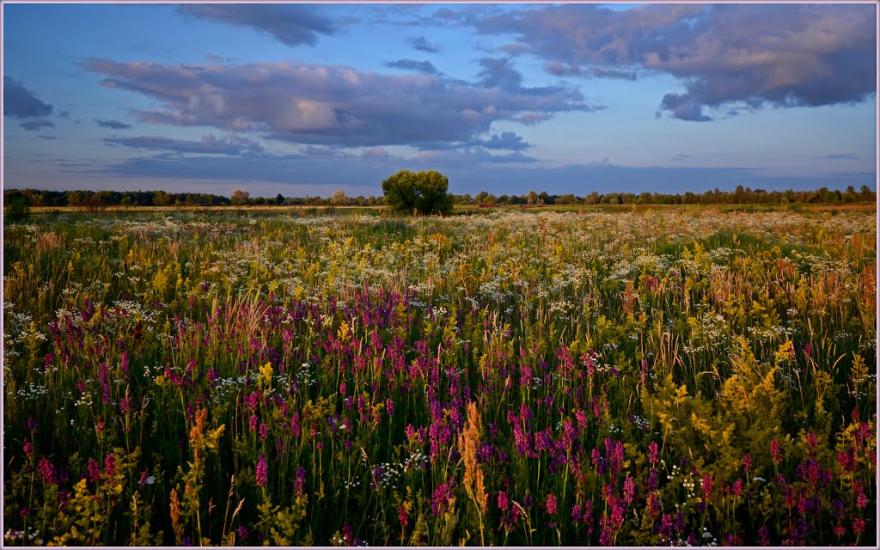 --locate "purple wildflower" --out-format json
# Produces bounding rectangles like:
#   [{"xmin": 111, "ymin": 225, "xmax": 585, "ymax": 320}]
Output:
[
  {"xmin": 255, "ymin": 455, "xmax": 268, "ymax": 487},
  {"xmin": 430, "ymin": 482, "xmax": 453, "ymax": 516}
]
